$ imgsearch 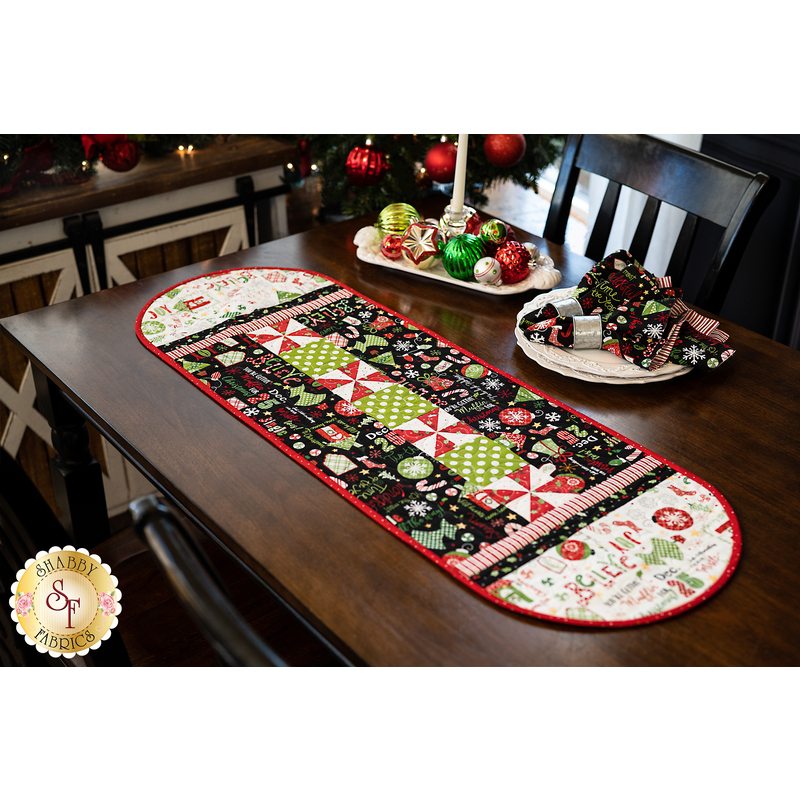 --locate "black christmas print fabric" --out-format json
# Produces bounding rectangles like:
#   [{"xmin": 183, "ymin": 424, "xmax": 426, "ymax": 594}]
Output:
[{"xmin": 138, "ymin": 268, "xmax": 740, "ymax": 626}]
